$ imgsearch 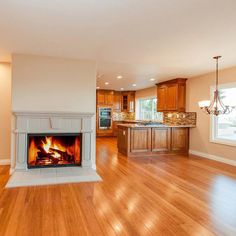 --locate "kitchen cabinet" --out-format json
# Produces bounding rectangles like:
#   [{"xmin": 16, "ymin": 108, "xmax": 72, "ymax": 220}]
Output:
[
  {"xmin": 171, "ymin": 127, "xmax": 189, "ymax": 152},
  {"xmin": 156, "ymin": 78, "xmax": 187, "ymax": 112},
  {"xmin": 151, "ymin": 127, "xmax": 171, "ymax": 152},
  {"xmin": 113, "ymin": 121, "xmax": 122, "ymax": 136},
  {"xmin": 129, "ymin": 92, "xmax": 135, "ymax": 112},
  {"xmin": 113, "ymin": 91, "xmax": 121, "ymax": 111},
  {"xmin": 121, "ymin": 91, "xmax": 135, "ymax": 112},
  {"xmin": 96, "ymin": 90, "xmax": 114, "ymax": 106},
  {"xmin": 117, "ymin": 125, "xmax": 190, "ymax": 156},
  {"xmin": 130, "ymin": 128, "xmax": 151, "ymax": 153}
]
